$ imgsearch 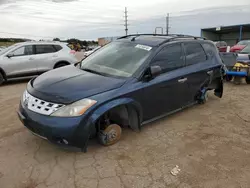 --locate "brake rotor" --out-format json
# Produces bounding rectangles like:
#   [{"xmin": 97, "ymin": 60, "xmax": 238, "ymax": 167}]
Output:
[{"xmin": 98, "ymin": 124, "xmax": 122, "ymax": 146}]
